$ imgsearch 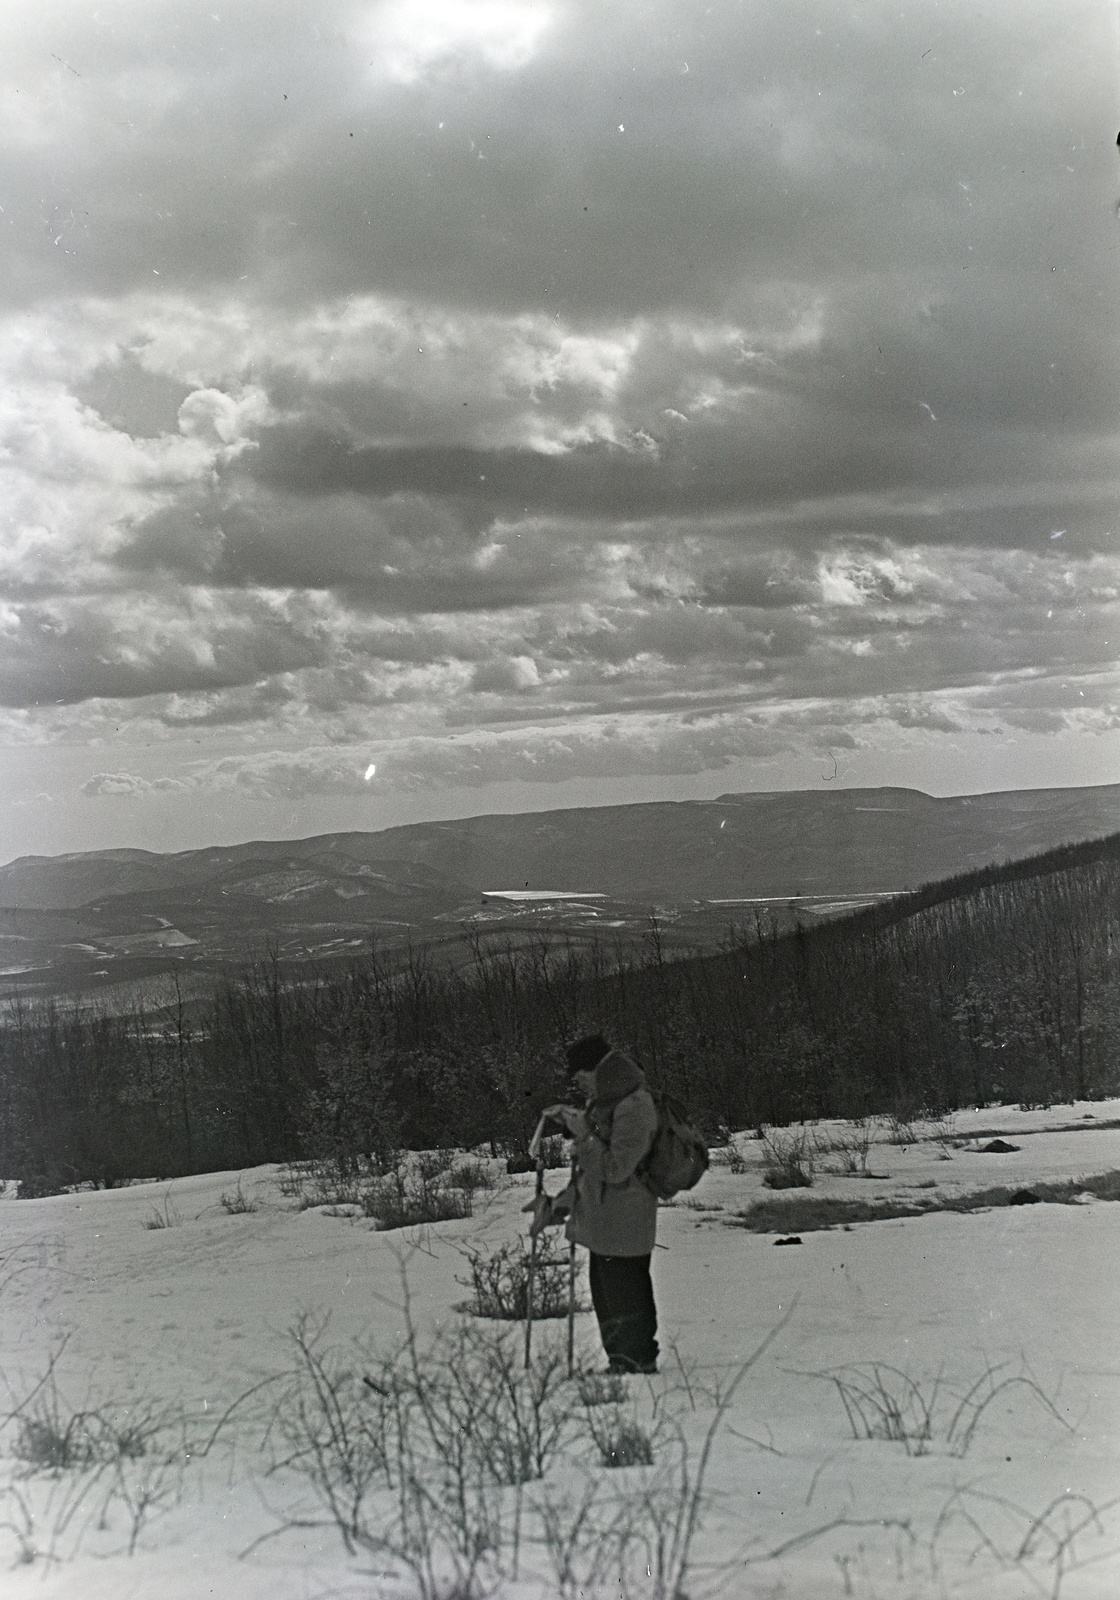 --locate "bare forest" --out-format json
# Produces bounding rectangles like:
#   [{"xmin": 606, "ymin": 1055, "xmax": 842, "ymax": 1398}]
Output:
[{"xmin": 4, "ymin": 834, "xmax": 1119, "ymax": 1197}]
